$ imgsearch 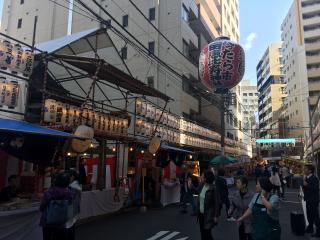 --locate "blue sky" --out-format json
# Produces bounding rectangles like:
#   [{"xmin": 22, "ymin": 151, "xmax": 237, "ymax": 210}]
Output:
[
  {"xmin": 240, "ymin": 0, "xmax": 293, "ymax": 85},
  {"xmin": 0, "ymin": 0, "xmax": 292, "ymax": 86}
]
